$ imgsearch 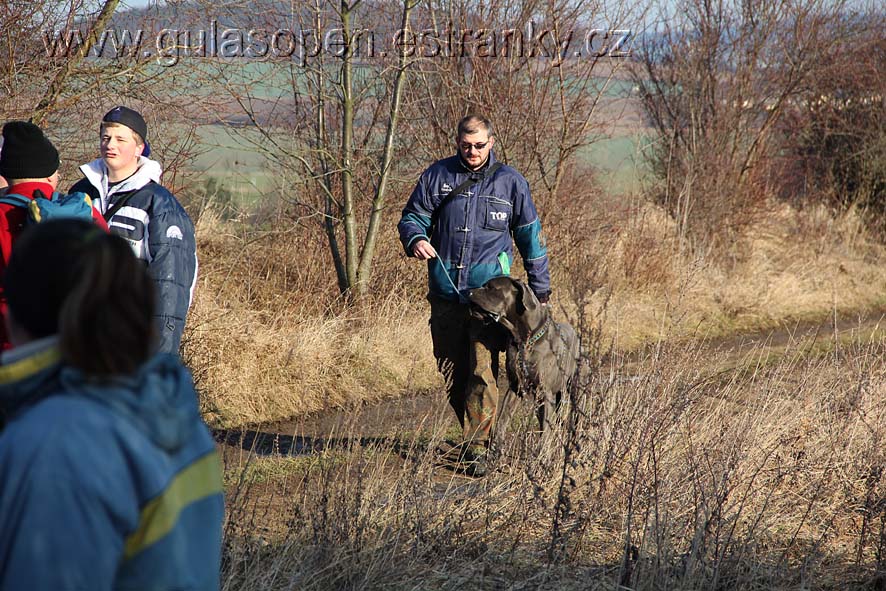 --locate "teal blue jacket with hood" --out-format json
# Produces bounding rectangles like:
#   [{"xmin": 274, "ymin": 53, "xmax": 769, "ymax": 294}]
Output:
[{"xmin": 0, "ymin": 341, "xmax": 223, "ymax": 590}]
